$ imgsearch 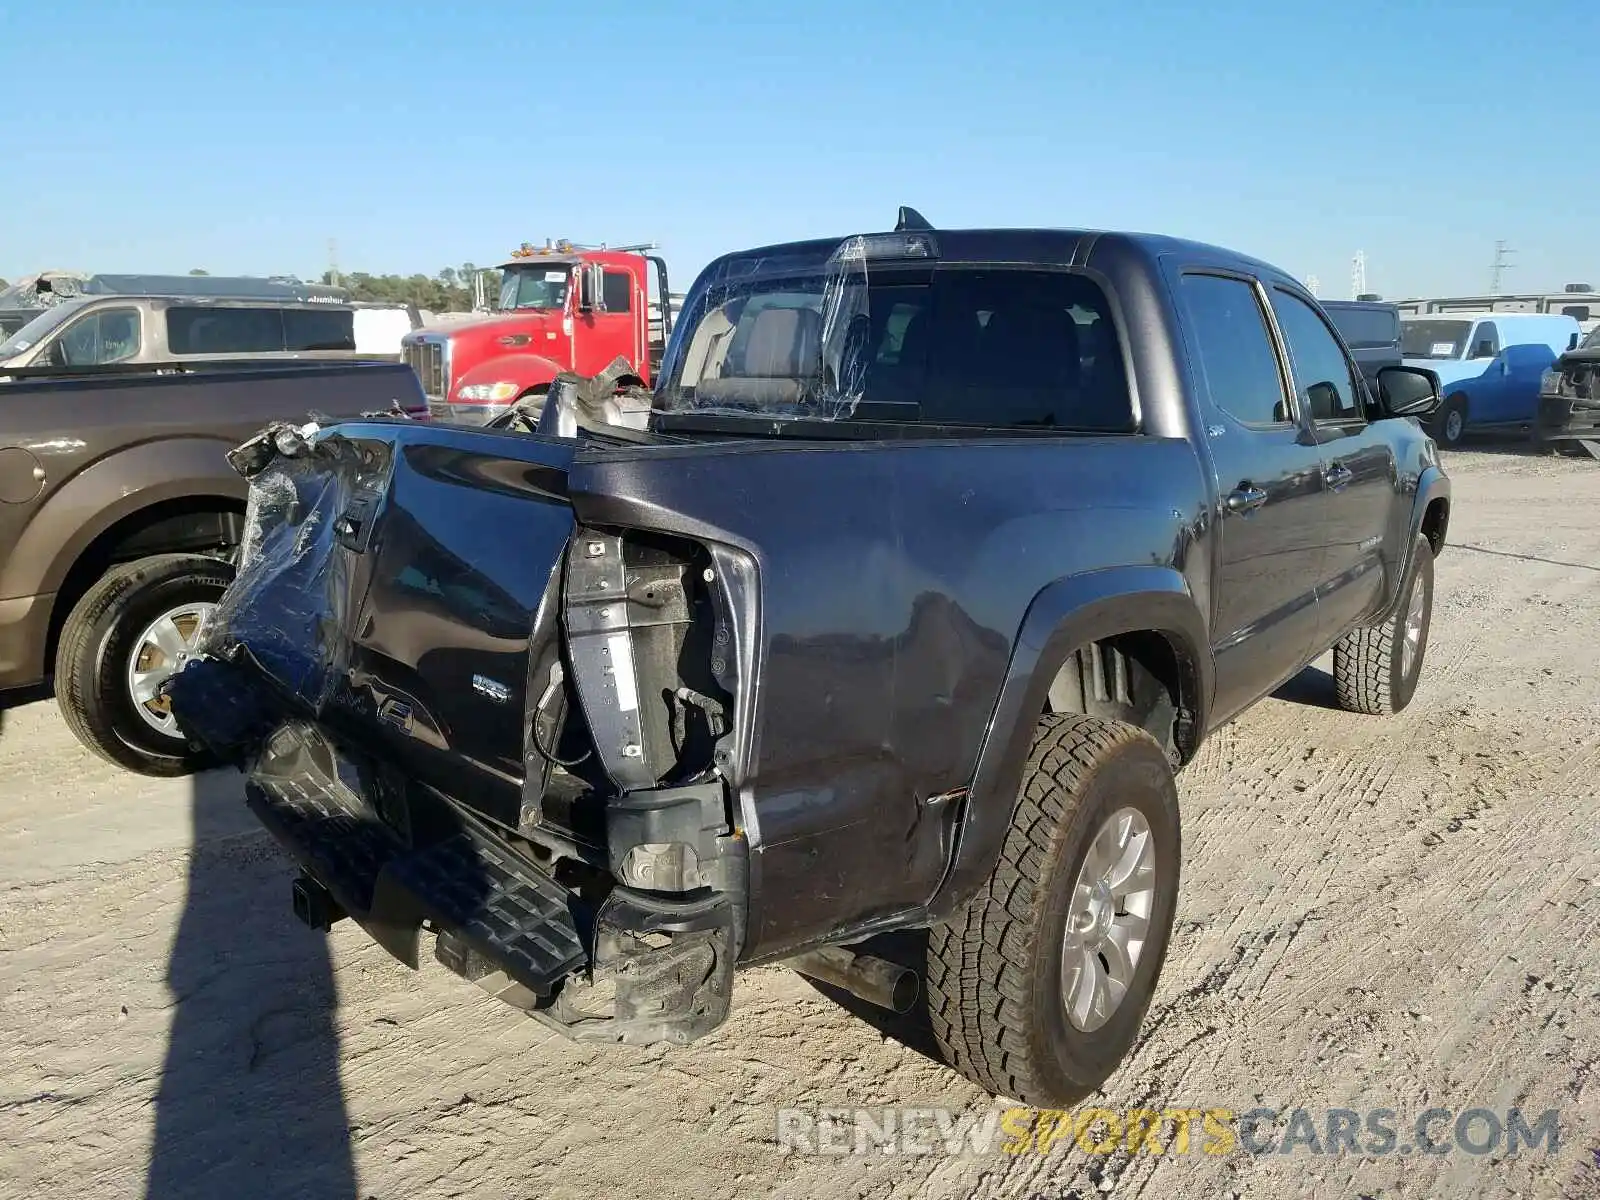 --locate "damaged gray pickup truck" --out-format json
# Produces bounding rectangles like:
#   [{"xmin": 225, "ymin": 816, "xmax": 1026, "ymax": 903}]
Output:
[{"xmin": 165, "ymin": 213, "xmax": 1451, "ymax": 1106}]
